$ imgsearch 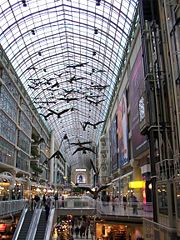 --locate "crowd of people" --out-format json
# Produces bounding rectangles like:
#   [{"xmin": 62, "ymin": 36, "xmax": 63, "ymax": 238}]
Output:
[
  {"xmin": 30, "ymin": 193, "xmax": 65, "ymax": 220},
  {"xmin": 30, "ymin": 192, "xmax": 140, "ymax": 219},
  {"xmin": 55, "ymin": 216, "xmax": 95, "ymax": 240},
  {"xmin": 101, "ymin": 193, "xmax": 139, "ymax": 215}
]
